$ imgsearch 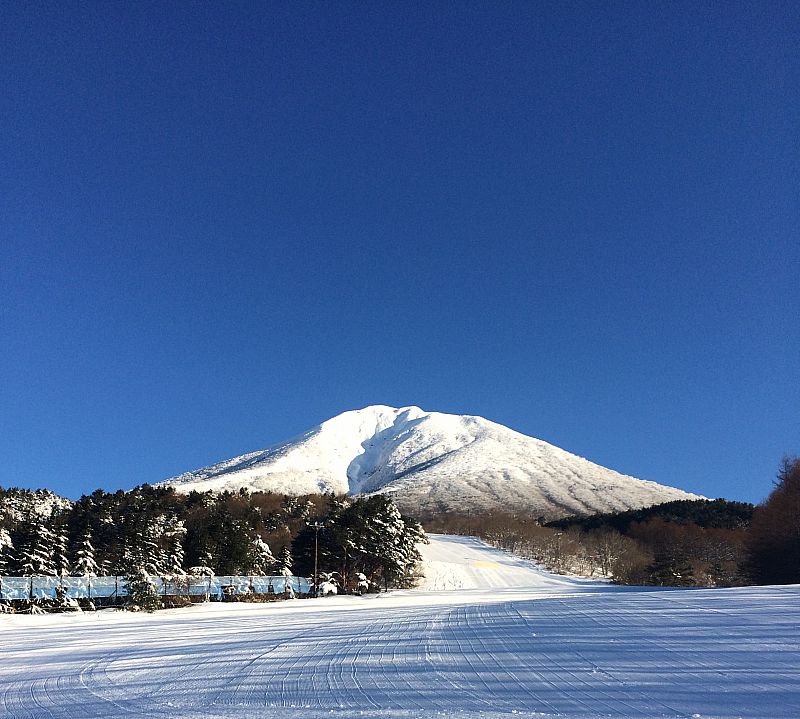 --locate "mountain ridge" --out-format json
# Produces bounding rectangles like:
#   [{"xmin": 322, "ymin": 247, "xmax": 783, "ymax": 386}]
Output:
[{"xmin": 158, "ymin": 405, "xmax": 702, "ymax": 518}]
